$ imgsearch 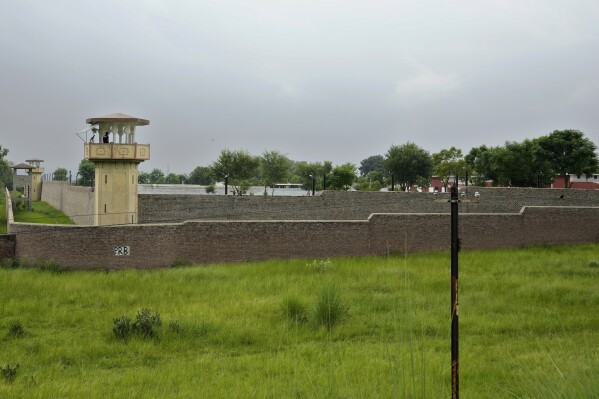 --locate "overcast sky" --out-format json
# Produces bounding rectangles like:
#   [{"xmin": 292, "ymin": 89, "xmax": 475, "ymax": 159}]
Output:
[{"xmin": 1, "ymin": 0, "xmax": 598, "ymax": 175}]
